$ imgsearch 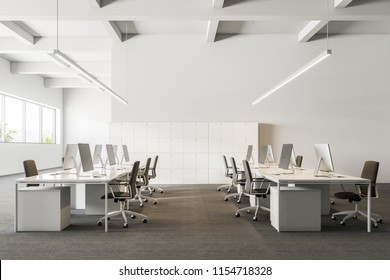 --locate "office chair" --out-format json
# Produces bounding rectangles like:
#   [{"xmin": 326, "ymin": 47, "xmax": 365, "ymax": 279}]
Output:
[
  {"xmin": 224, "ymin": 157, "xmax": 246, "ymax": 203},
  {"xmin": 295, "ymin": 155, "xmax": 303, "ymax": 168},
  {"xmin": 235, "ymin": 160, "xmax": 271, "ymax": 221},
  {"xmin": 23, "ymin": 160, "xmax": 40, "ymax": 187},
  {"xmin": 135, "ymin": 157, "xmax": 157, "ymax": 207},
  {"xmin": 147, "ymin": 156, "xmax": 163, "ymax": 194},
  {"xmin": 331, "ymin": 161, "xmax": 382, "ymax": 227},
  {"xmin": 97, "ymin": 161, "xmax": 147, "ymax": 228},
  {"xmin": 217, "ymin": 155, "xmax": 234, "ymax": 192}
]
